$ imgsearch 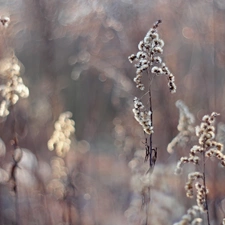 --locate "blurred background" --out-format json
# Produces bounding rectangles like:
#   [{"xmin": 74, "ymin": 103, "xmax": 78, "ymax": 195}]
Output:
[{"xmin": 0, "ymin": 0, "xmax": 224, "ymax": 224}]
